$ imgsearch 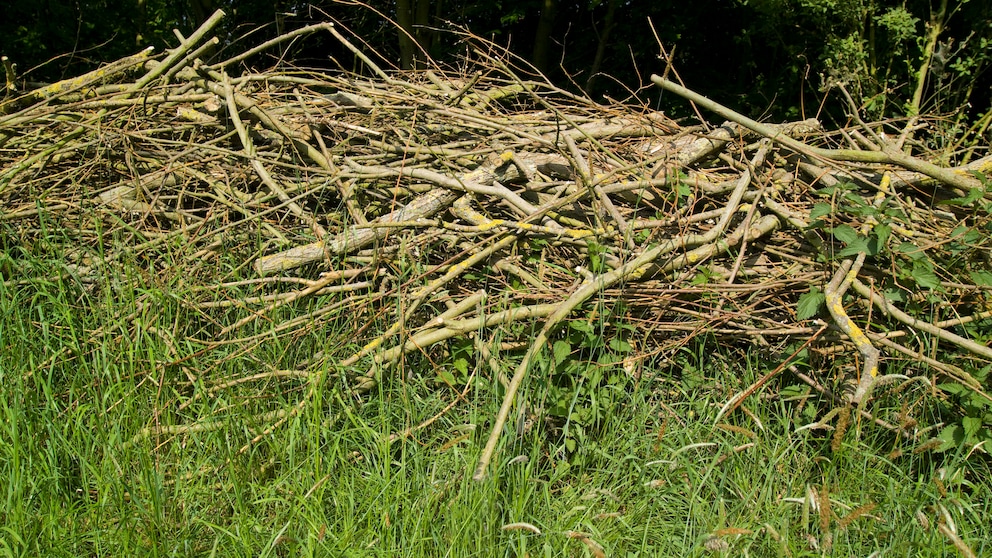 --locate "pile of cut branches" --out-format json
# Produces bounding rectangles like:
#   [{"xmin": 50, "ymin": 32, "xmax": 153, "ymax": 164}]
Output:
[{"xmin": 2, "ymin": 12, "xmax": 991, "ymax": 477}]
